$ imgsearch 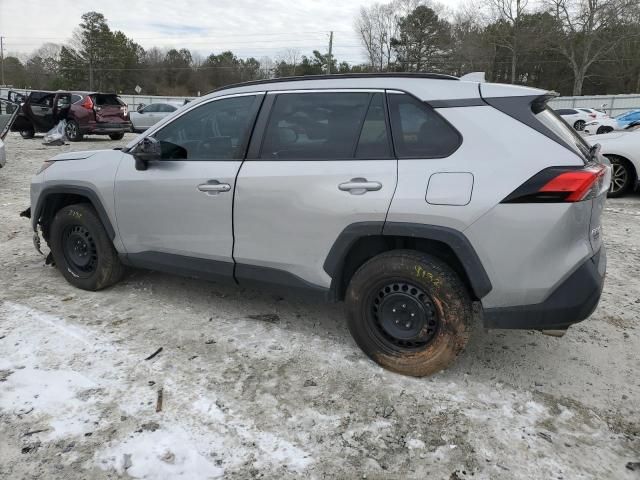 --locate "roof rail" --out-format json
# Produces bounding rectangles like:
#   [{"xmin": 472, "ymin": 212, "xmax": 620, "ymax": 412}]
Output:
[{"xmin": 205, "ymin": 72, "xmax": 459, "ymax": 95}]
